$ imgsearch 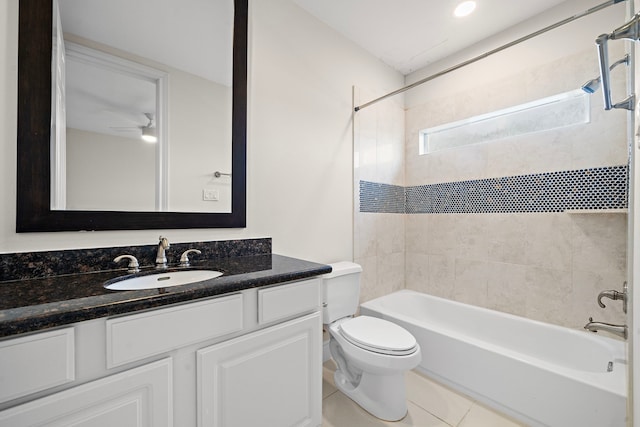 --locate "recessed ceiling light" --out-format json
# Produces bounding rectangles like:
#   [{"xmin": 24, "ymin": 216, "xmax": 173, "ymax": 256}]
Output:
[{"xmin": 454, "ymin": 1, "xmax": 476, "ymax": 17}]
